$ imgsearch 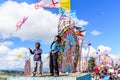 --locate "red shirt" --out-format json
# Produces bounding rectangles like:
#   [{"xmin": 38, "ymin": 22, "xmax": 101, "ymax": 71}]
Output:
[{"xmin": 94, "ymin": 66, "xmax": 99, "ymax": 74}]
